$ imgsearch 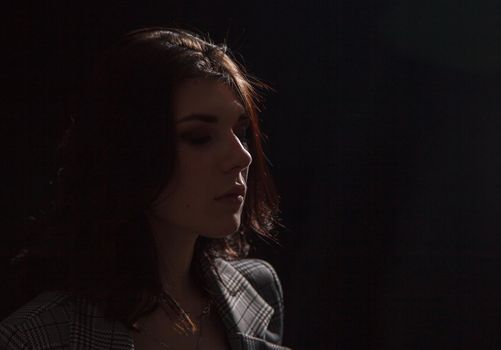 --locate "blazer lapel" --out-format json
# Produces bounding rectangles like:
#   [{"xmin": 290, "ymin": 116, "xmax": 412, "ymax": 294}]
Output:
[
  {"xmin": 227, "ymin": 333, "xmax": 293, "ymax": 350},
  {"xmin": 202, "ymin": 258, "xmax": 290, "ymax": 350}
]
